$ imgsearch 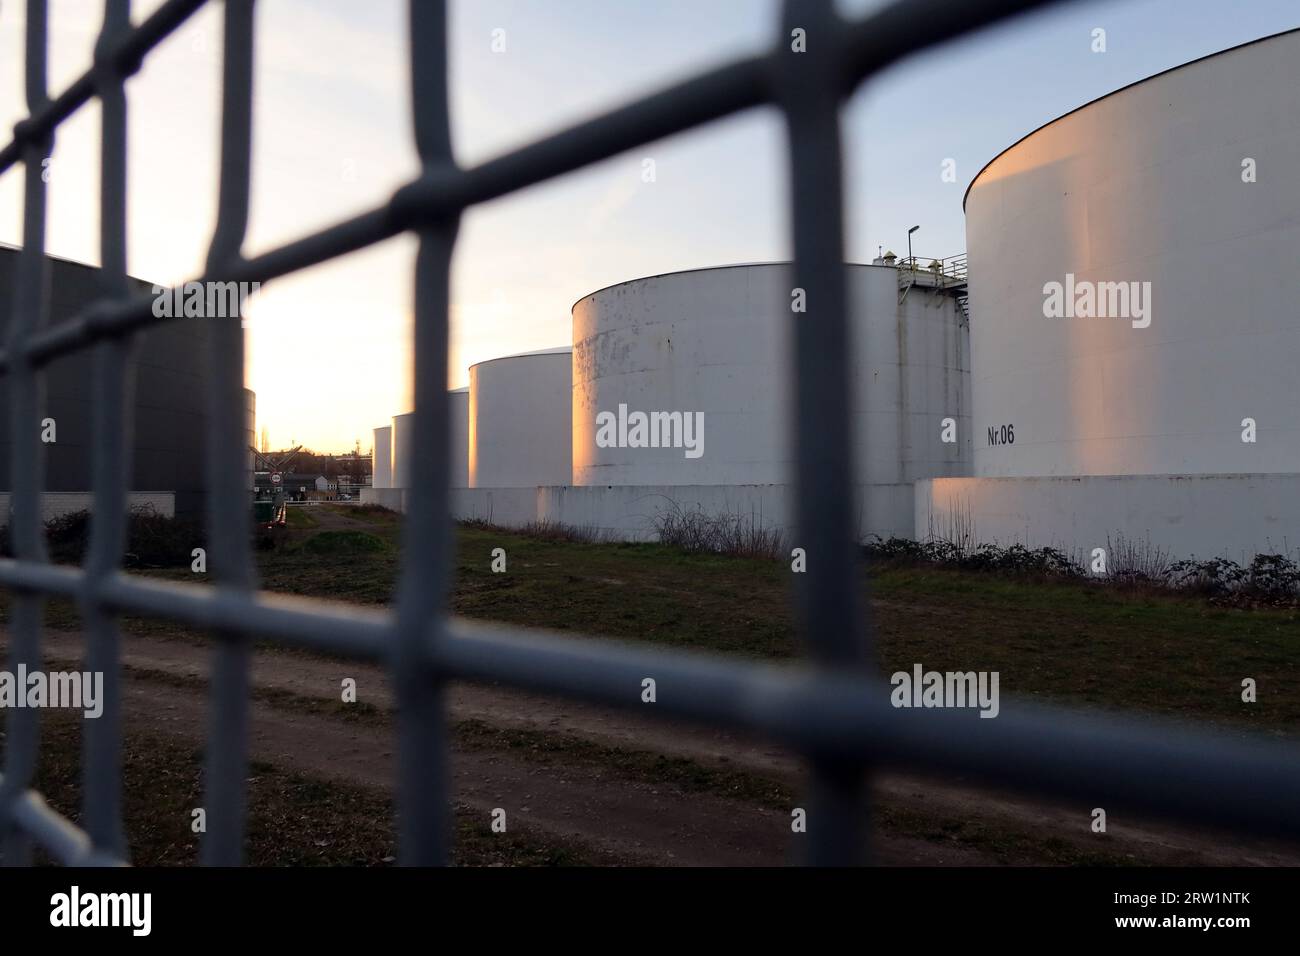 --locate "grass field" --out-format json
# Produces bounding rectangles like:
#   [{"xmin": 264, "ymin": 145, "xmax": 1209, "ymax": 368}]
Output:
[
  {"xmin": 256, "ymin": 508, "xmax": 1298, "ymax": 735},
  {"xmin": 10, "ymin": 504, "xmax": 1300, "ymax": 734}
]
